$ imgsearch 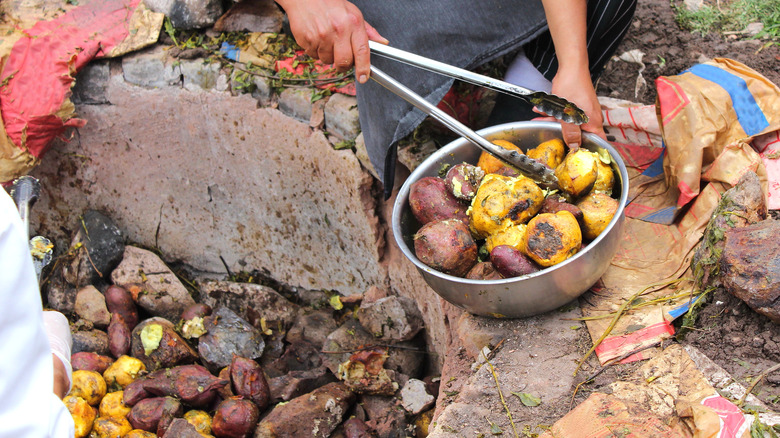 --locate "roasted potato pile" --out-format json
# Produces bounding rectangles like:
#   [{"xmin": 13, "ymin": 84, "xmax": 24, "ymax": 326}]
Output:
[{"xmin": 408, "ymin": 138, "xmax": 619, "ymax": 279}]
